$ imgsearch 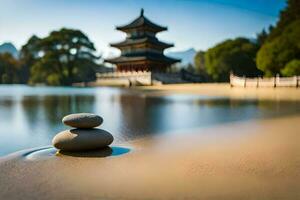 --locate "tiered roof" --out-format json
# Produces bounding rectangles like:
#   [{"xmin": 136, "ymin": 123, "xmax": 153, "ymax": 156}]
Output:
[
  {"xmin": 106, "ymin": 53, "xmax": 179, "ymax": 64},
  {"xmin": 105, "ymin": 9, "xmax": 180, "ymax": 68},
  {"xmin": 116, "ymin": 9, "xmax": 167, "ymax": 32},
  {"xmin": 110, "ymin": 37, "xmax": 174, "ymax": 49}
]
